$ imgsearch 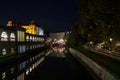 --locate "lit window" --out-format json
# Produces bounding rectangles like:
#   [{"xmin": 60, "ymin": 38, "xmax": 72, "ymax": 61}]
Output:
[
  {"xmin": 36, "ymin": 37, "xmax": 38, "ymax": 41},
  {"xmin": 26, "ymin": 35, "xmax": 29, "ymax": 41},
  {"xmin": 29, "ymin": 66, "xmax": 32, "ymax": 72},
  {"xmin": 22, "ymin": 45, "xmax": 26, "ymax": 53},
  {"xmin": 11, "ymin": 48, "xmax": 15, "ymax": 54},
  {"xmin": 1, "ymin": 31, "xmax": 8, "ymax": 41},
  {"xmin": 10, "ymin": 33, "xmax": 15, "ymax": 41},
  {"xmin": 32, "ymin": 64, "xmax": 35, "ymax": 70},
  {"xmin": 33, "ymin": 37, "xmax": 35, "ymax": 41},
  {"xmin": 30, "ymin": 36, "xmax": 32, "ymax": 41},
  {"xmin": 11, "ymin": 68, "xmax": 14, "ymax": 74},
  {"xmin": 27, "ymin": 46, "xmax": 29, "ymax": 50},
  {"xmin": 26, "ymin": 69, "xmax": 29, "ymax": 75},
  {"xmin": 17, "ymin": 31, "xmax": 25, "ymax": 41},
  {"xmin": 30, "ymin": 45, "xmax": 32, "ymax": 49},
  {"xmin": 2, "ymin": 49, "xmax": 7, "ymax": 55},
  {"xmin": 39, "ymin": 28, "xmax": 44, "ymax": 35},
  {"xmin": 18, "ymin": 61, "xmax": 26, "ymax": 71},
  {"xmin": 2, "ymin": 72, "xmax": 6, "ymax": 79},
  {"xmin": 19, "ymin": 45, "xmax": 26, "ymax": 53}
]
